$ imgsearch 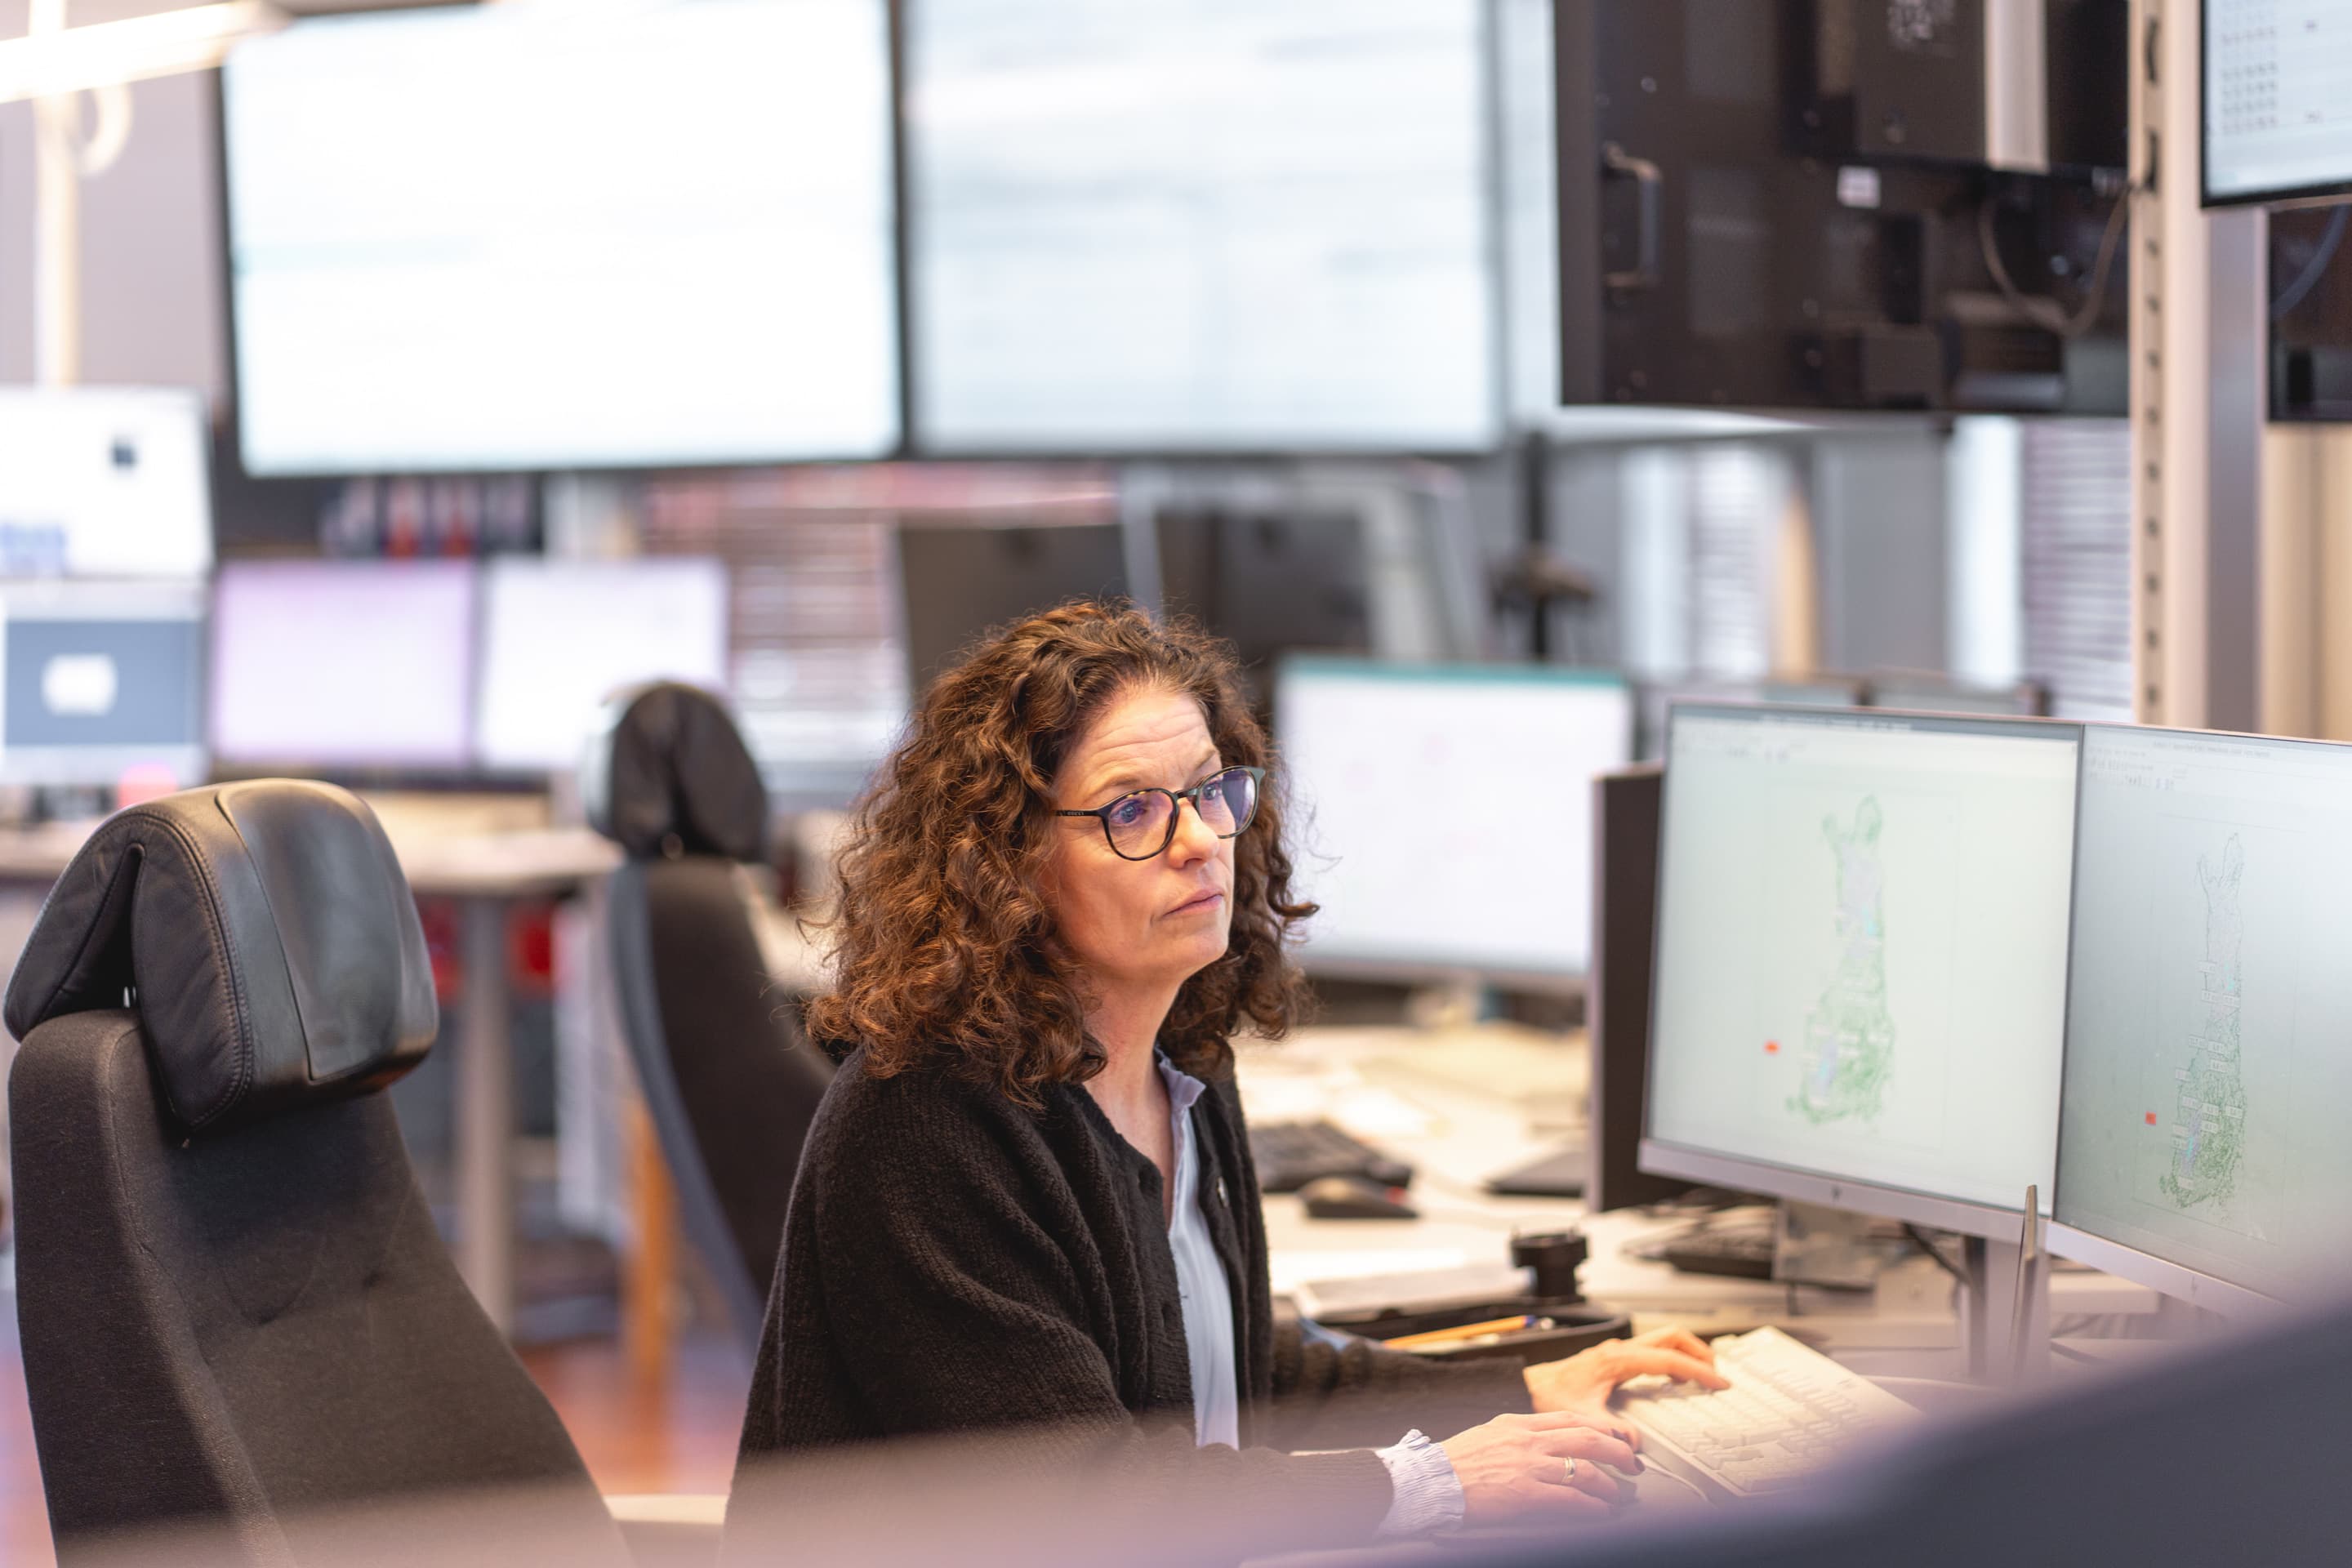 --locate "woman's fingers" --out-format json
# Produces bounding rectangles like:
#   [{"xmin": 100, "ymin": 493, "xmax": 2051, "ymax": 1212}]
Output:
[
  {"xmin": 1534, "ymin": 1452, "xmax": 1625, "ymax": 1503},
  {"xmin": 1529, "ymin": 1424, "xmax": 1643, "ymax": 1476},
  {"xmin": 1607, "ymin": 1345, "xmax": 1731, "ymax": 1390},
  {"xmin": 1633, "ymin": 1325, "xmax": 1717, "ymax": 1364}
]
